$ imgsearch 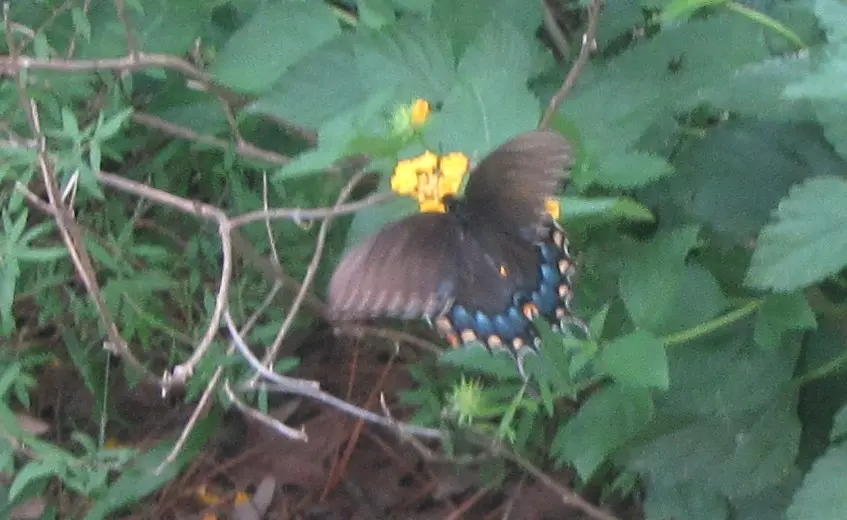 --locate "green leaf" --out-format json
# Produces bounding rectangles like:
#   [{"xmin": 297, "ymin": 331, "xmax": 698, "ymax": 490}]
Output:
[
  {"xmin": 660, "ymin": 0, "xmax": 727, "ymax": 21},
  {"xmin": 427, "ymin": 19, "xmax": 539, "ymax": 153},
  {"xmin": 786, "ymin": 444, "xmax": 847, "ymax": 520},
  {"xmin": 619, "ymin": 226, "xmax": 701, "ymax": 331},
  {"xmin": 211, "ymin": 2, "xmax": 341, "ymax": 93},
  {"xmin": 831, "ymin": 403, "xmax": 847, "ymax": 441},
  {"xmin": 631, "ymin": 398, "xmax": 800, "ymax": 501},
  {"xmin": 643, "ymin": 483, "xmax": 728, "ymax": 520},
  {"xmin": 597, "ymin": 331, "xmax": 669, "ymax": 390},
  {"xmin": 662, "ymin": 119, "xmax": 844, "ymax": 246},
  {"xmin": 562, "ymin": 14, "xmax": 771, "ymax": 187},
  {"xmin": 276, "ymin": 88, "xmax": 399, "ymax": 178},
  {"xmin": 432, "ymin": 0, "xmax": 542, "ymax": 59},
  {"xmin": 559, "ymin": 199, "xmax": 653, "ymax": 226},
  {"xmin": 754, "ymin": 292, "xmax": 817, "ymax": 348},
  {"xmin": 94, "ymin": 108, "xmax": 133, "ymax": 141},
  {"xmin": 745, "ymin": 177, "xmax": 847, "ymax": 291},
  {"xmin": 9, "ymin": 460, "xmax": 56, "ymax": 501},
  {"xmin": 357, "ymin": 0, "xmax": 397, "ymax": 28},
  {"xmin": 553, "ymin": 385, "xmax": 653, "ymax": 479},
  {"xmin": 811, "ymin": 0, "xmax": 847, "ymax": 41},
  {"xmin": 83, "ymin": 412, "xmax": 219, "ymax": 520},
  {"xmin": 661, "ymin": 263, "xmax": 730, "ymax": 335},
  {"xmin": 79, "ymin": 0, "xmax": 208, "ymax": 58},
  {"xmin": 591, "ymin": 150, "xmax": 674, "ymax": 189},
  {"xmin": 353, "ymin": 18, "xmax": 455, "ymax": 103},
  {"xmin": 250, "ymin": 35, "xmax": 369, "ymax": 129}
]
